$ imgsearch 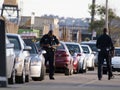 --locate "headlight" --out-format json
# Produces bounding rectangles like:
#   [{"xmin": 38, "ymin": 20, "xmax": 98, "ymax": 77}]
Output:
[{"xmin": 30, "ymin": 59, "xmax": 41, "ymax": 66}]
